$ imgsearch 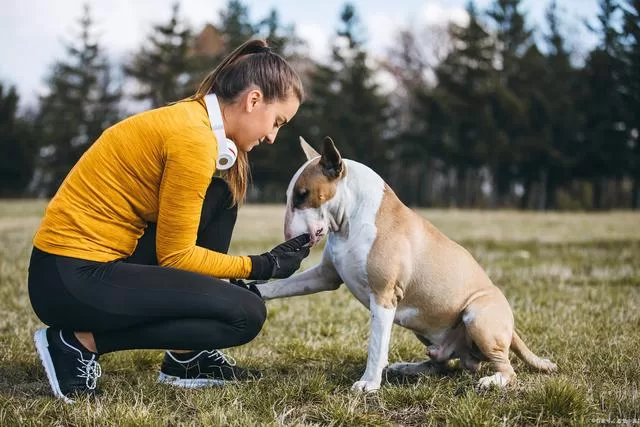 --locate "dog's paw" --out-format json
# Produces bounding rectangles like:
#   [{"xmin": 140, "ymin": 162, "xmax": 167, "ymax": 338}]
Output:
[
  {"xmin": 477, "ymin": 373, "xmax": 508, "ymax": 390},
  {"xmin": 351, "ymin": 380, "xmax": 381, "ymax": 393},
  {"xmin": 539, "ymin": 358, "xmax": 558, "ymax": 372}
]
